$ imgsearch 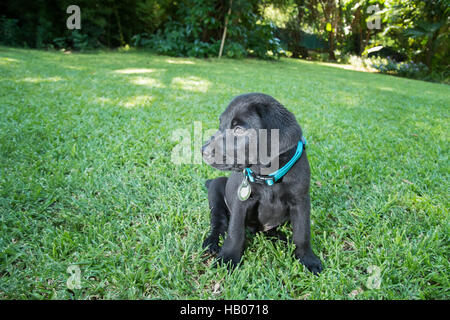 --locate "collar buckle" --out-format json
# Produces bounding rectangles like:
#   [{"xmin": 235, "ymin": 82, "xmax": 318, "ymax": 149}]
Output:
[
  {"xmin": 244, "ymin": 137, "xmax": 306, "ymax": 187},
  {"xmin": 245, "ymin": 168, "xmax": 275, "ymax": 186}
]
